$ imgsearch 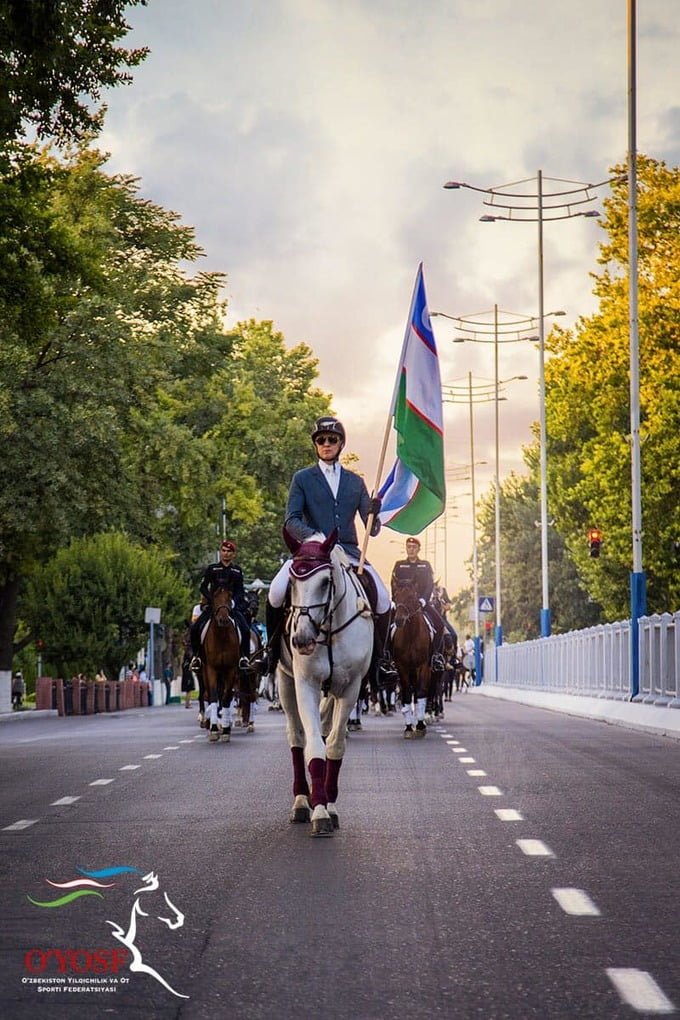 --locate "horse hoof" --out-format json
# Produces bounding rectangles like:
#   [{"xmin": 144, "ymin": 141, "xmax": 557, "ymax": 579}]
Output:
[
  {"xmin": 328, "ymin": 805, "xmax": 340, "ymax": 830},
  {"xmin": 415, "ymin": 722, "xmax": 427, "ymax": 738},
  {"xmin": 290, "ymin": 796, "xmax": 311, "ymax": 823},
  {"xmin": 209, "ymin": 729, "xmax": 219, "ymax": 742},
  {"xmin": 247, "ymin": 722, "xmax": 255, "ymax": 733},
  {"xmin": 404, "ymin": 726, "xmax": 414, "ymax": 739},
  {"xmin": 311, "ymin": 817, "xmax": 334, "ymax": 837},
  {"xmin": 220, "ymin": 727, "xmax": 231, "ymax": 743}
]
